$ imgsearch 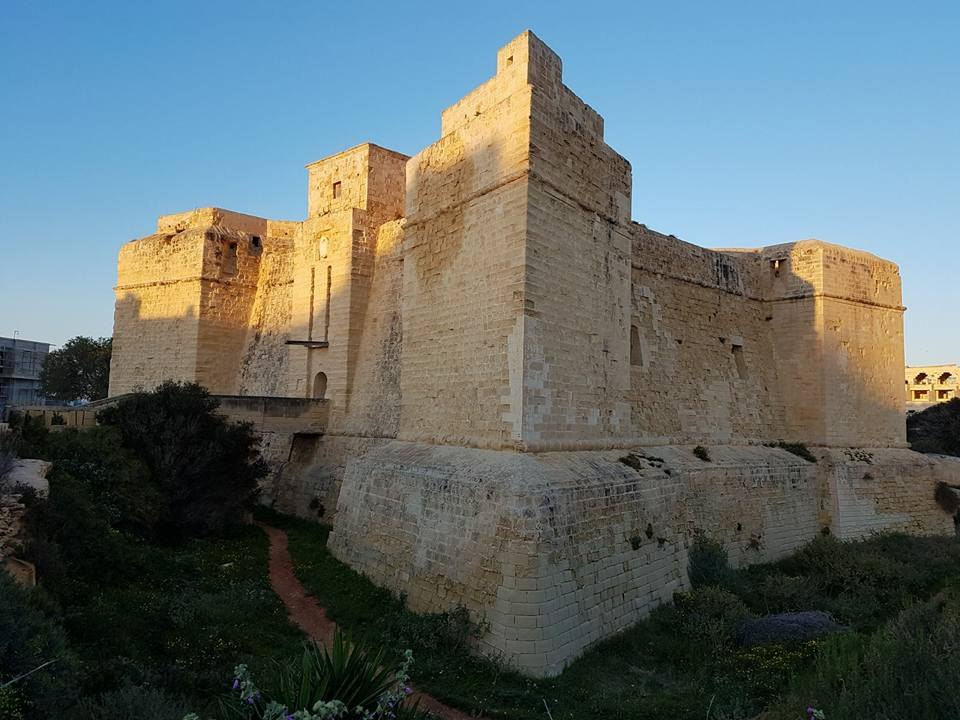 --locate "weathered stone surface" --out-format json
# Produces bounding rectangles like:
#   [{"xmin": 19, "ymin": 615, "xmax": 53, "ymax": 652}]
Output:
[
  {"xmin": 735, "ymin": 611, "xmax": 847, "ymax": 647},
  {"xmin": 3, "ymin": 459, "xmax": 51, "ymax": 497},
  {"xmin": 1, "ymin": 460, "xmax": 50, "ymax": 570}
]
